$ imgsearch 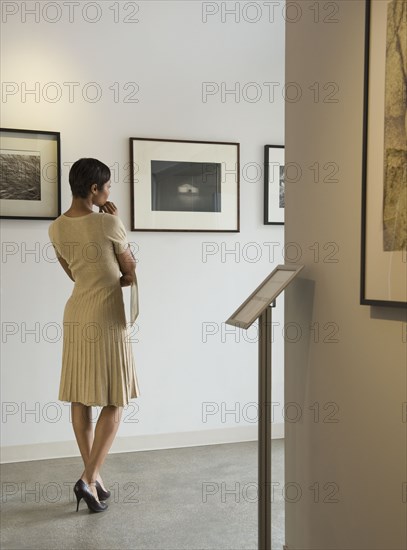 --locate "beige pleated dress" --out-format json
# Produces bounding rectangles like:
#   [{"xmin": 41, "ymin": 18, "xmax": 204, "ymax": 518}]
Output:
[{"xmin": 48, "ymin": 212, "xmax": 140, "ymax": 406}]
